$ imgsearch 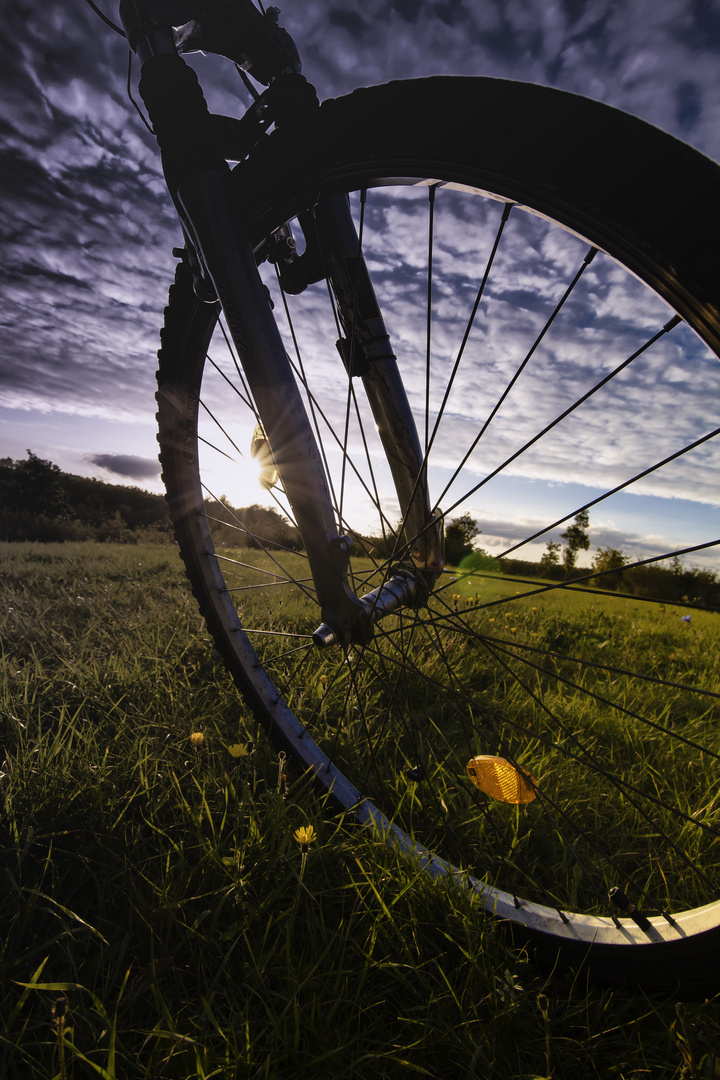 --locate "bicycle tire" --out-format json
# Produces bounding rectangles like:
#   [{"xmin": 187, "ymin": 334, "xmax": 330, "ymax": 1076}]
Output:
[{"xmin": 157, "ymin": 77, "xmax": 720, "ymax": 993}]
